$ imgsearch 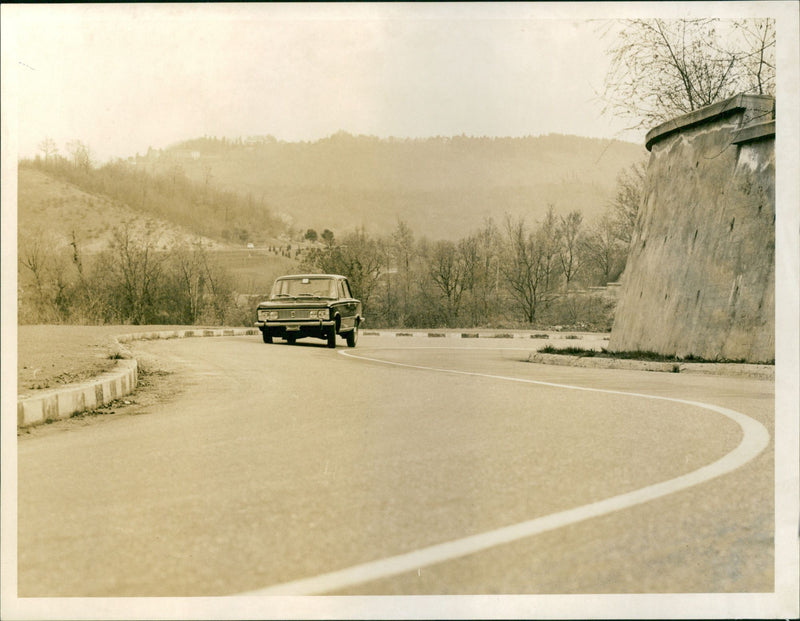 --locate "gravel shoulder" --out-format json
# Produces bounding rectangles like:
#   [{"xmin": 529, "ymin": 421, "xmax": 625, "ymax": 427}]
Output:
[{"xmin": 17, "ymin": 324, "xmax": 211, "ymax": 396}]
